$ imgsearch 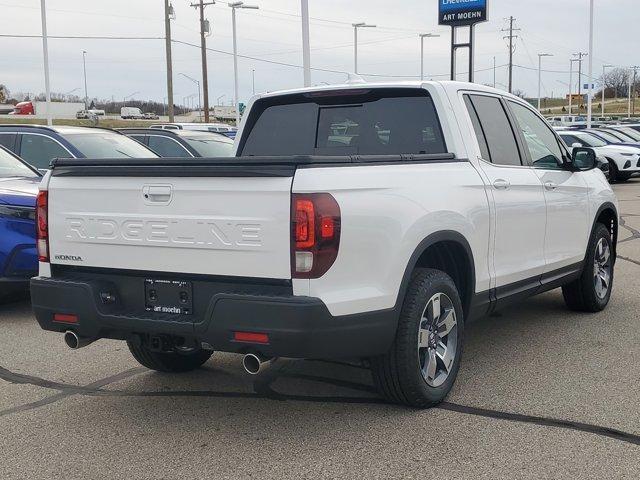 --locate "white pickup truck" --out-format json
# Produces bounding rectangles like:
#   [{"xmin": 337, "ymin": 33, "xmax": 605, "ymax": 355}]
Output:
[{"xmin": 31, "ymin": 82, "xmax": 618, "ymax": 408}]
